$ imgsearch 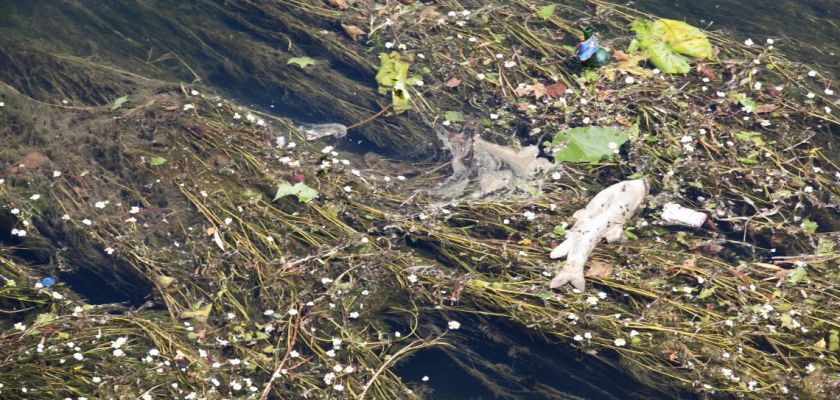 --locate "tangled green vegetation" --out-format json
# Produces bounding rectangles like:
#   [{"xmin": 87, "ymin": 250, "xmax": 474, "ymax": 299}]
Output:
[{"xmin": 1, "ymin": 1, "xmax": 839, "ymax": 399}]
